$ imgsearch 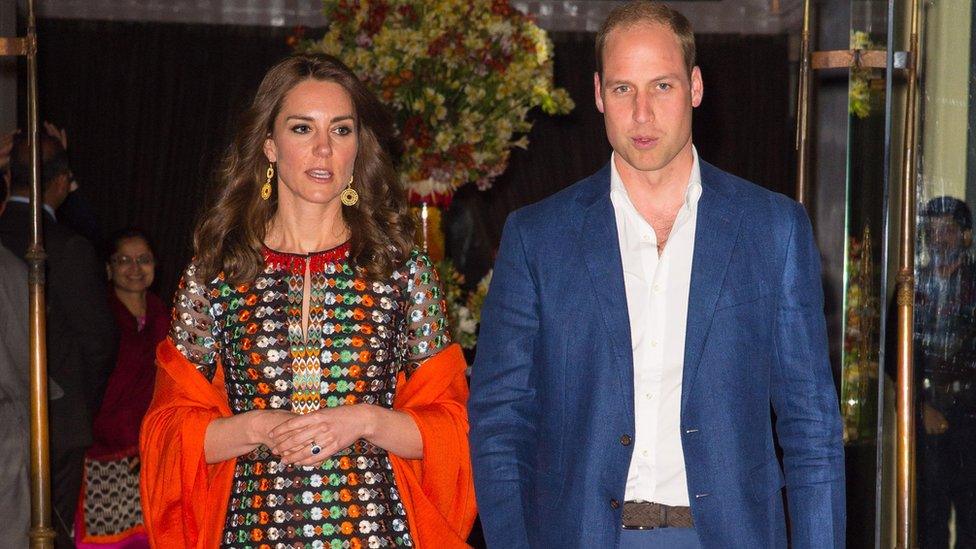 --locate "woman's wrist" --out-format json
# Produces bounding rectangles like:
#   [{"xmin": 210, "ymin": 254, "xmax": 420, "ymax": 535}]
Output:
[{"xmin": 357, "ymin": 404, "xmax": 381, "ymax": 441}]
